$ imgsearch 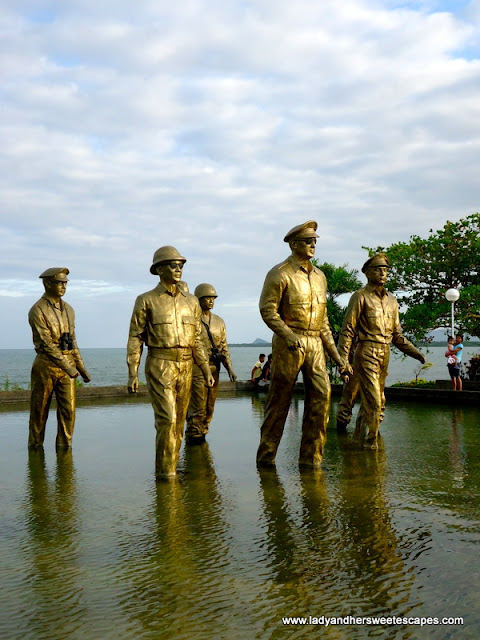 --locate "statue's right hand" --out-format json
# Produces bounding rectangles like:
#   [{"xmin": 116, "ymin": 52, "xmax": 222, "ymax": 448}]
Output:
[
  {"xmin": 285, "ymin": 334, "xmax": 305, "ymax": 352},
  {"xmin": 128, "ymin": 376, "xmax": 139, "ymax": 394}
]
